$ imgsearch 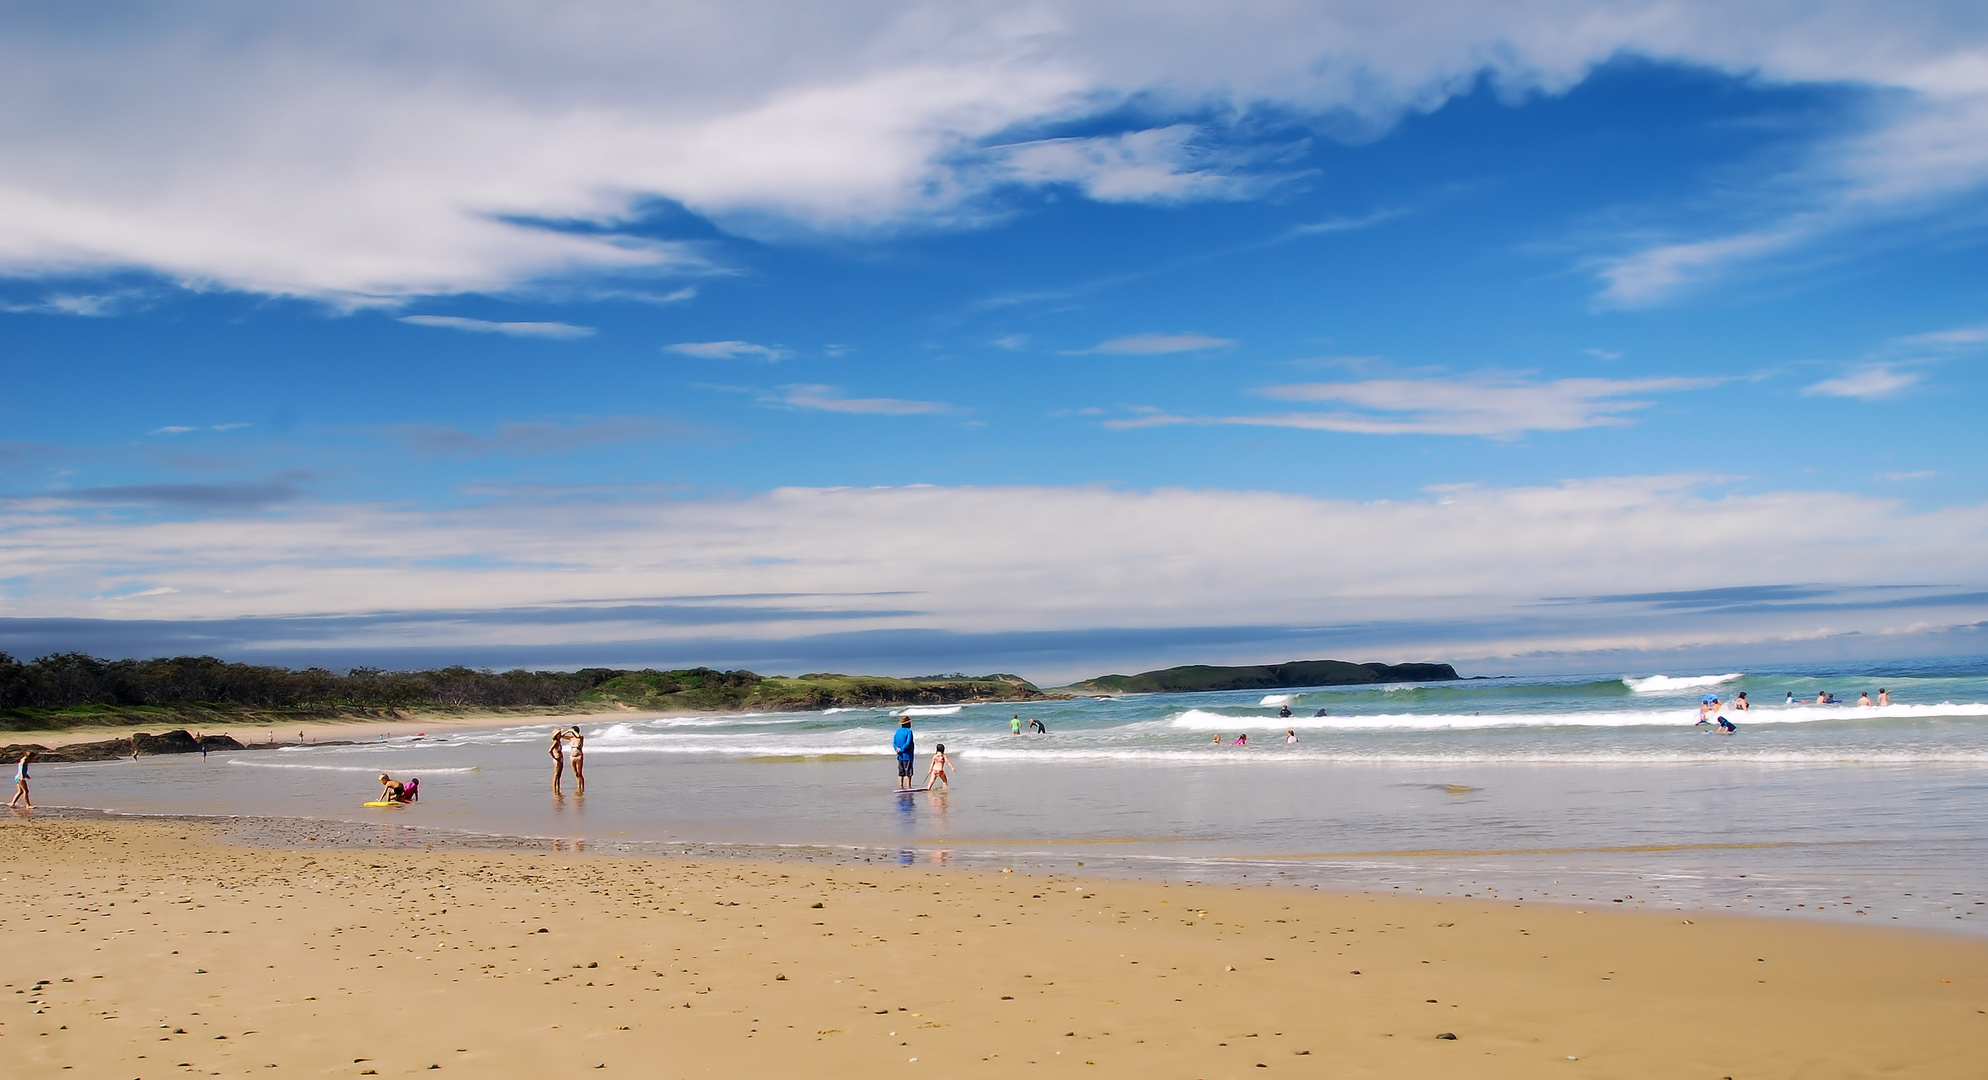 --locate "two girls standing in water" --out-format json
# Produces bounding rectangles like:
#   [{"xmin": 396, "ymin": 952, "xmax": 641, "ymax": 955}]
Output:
[{"xmin": 549, "ymin": 726, "xmax": 585, "ymax": 787}]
